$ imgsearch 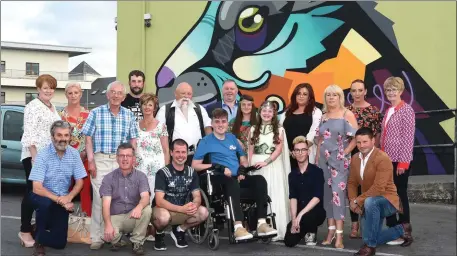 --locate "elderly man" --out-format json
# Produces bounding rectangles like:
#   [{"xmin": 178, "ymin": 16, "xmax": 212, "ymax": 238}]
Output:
[
  {"xmin": 81, "ymin": 80, "xmax": 139, "ymax": 250},
  {"xmin": 99, "ymin": 143, "xmax": 152, "ymax": 255},
  {"xmin": 121, "ymin": 70, "xmax": 146, "ymax": 121},
  {"xmin": 156, "ymin": 82, "xmax": 212, "ymax": 165},
  {"xmin": 28, "ymin": 120, "xmax": 87, "ymax": 256},
  {"xmin": 348, "ymin": 128, "xmax": 413, "ymax": 256},
  {"xmin": 205, "ymin": 79, "xmax": 239, "ymax": 121}
]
